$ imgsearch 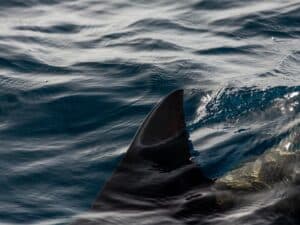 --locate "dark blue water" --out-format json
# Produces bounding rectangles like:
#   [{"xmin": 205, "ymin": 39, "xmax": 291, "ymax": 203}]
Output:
[{"xmin": 0, "ymin": 0, "xmax": 300, "ymax": 224}]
